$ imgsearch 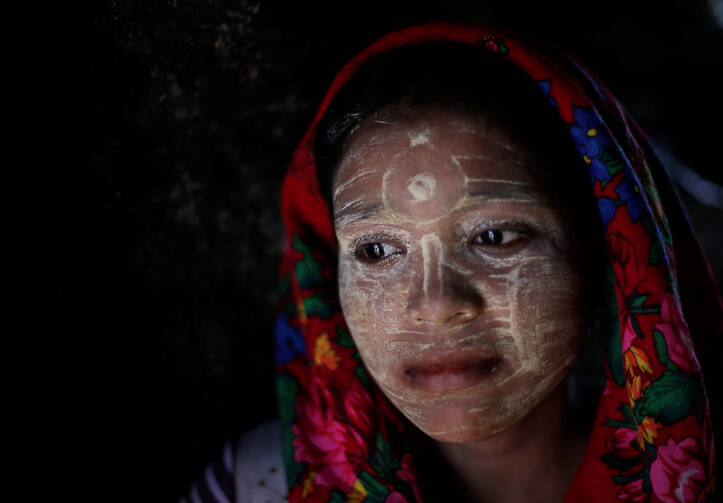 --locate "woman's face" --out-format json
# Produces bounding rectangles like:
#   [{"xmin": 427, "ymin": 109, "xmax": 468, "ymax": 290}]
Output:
[{"xmin": 332, "ymin": 105, "xmax": 587, "ymax": 443}]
